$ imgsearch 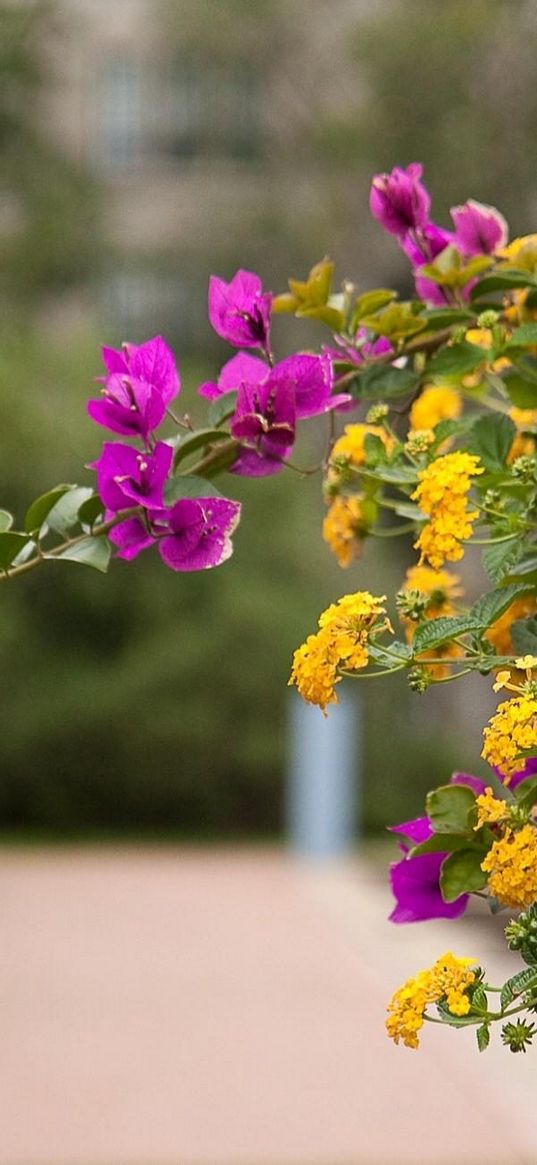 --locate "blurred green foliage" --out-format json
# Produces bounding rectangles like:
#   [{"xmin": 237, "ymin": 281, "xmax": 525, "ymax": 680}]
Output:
[{"xmin": 0, "ymin": 1, "xmax": 101, "ymax": 311}]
